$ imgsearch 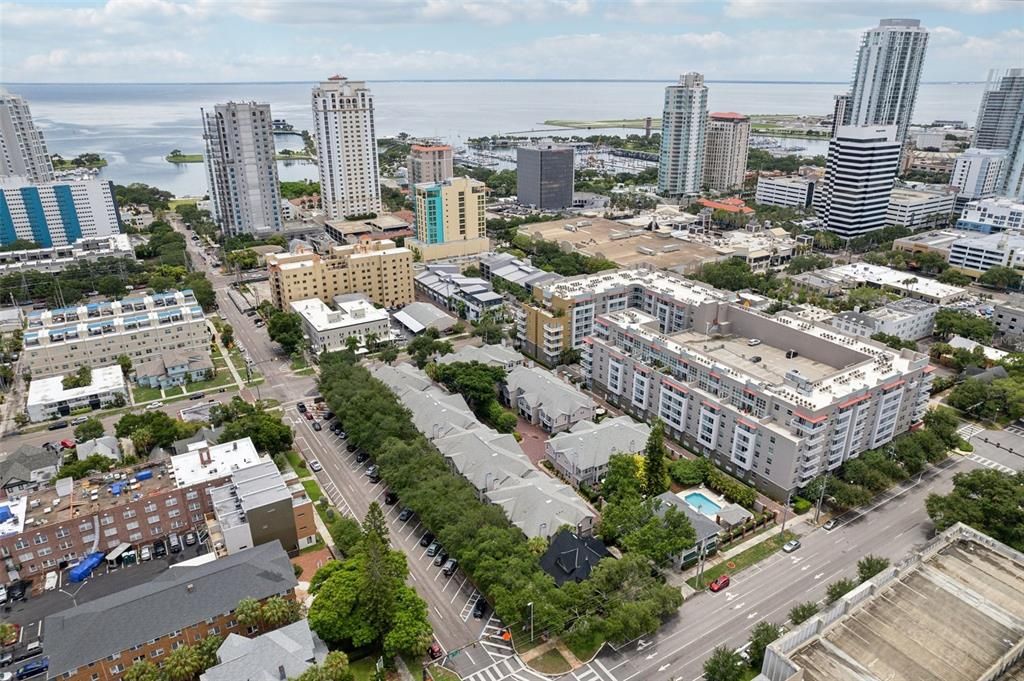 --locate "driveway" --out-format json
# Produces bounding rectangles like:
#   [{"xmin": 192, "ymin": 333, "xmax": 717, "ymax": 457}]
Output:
[{"xmin": 516, "ymin": 416, "xmax": 549, "ymax": 467}]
